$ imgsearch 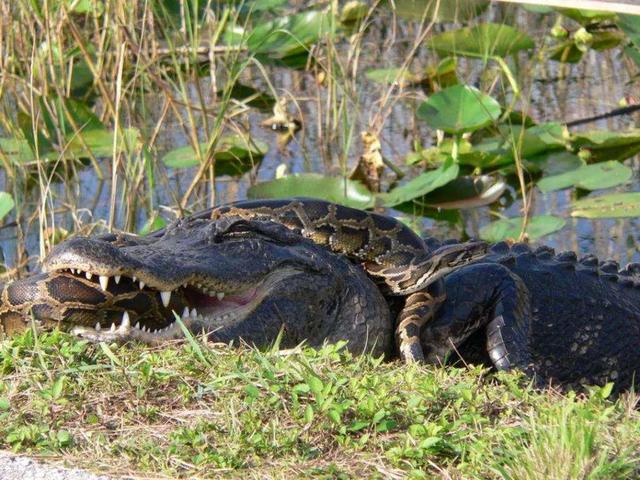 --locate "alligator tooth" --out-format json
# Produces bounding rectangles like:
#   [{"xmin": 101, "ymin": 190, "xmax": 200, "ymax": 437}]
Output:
[
  {"xmin": 181, "ymin": 307, "xmax": 190, "ymax": 318},
  {"xmin": 190, "ymin": 308, "xmax": 198, "ymax": 319},
  {"xmin": 95, "ymin": 322, "xmax": 101, "ymax": 331},
  {"xmin": 139, "ymin": 281, "xmax": 145, "ymax": 290},
  {"xmin": 135, "ymin": 322, "xmax": 140, "ymax": 330},
  {"xmin": 99, "ymin": 275, "xmax": 109, "ymax": 291},
  {"xmin": 160, "ymin": 291, "xmax": 171, "ymax": 307},
  {"xmin": 110, "ymin": 323, "xmax": 116, "ymax": 332},
  {"xmin": 121, "ymin": 311, "xmax": 130, "ymax": 329},
  {"xmin": 114, "ymin": 275, "xmax": 121, "ymax": 284},
  {"xmin": 216, "ymin": 292, "xmax": 225, "ymax": 300},
  {"xmin": 141, "ymin": 326, "xmax": 147, "ymax": 332},
  {"xmin": 85, "ymin": 271, "xmax": 93, "ymax": 280},
  {"xmin": 132, "ymin": 276, "xmax": 137, "ymax": 283}
]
